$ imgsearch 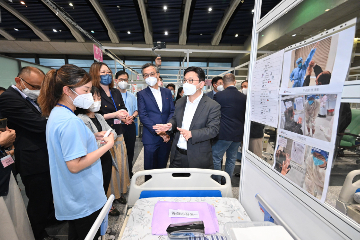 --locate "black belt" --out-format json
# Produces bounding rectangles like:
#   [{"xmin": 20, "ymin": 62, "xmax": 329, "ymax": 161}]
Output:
[{"xmin": 176, "ymin": 147, "xmax": 187, "ymax": 155}]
